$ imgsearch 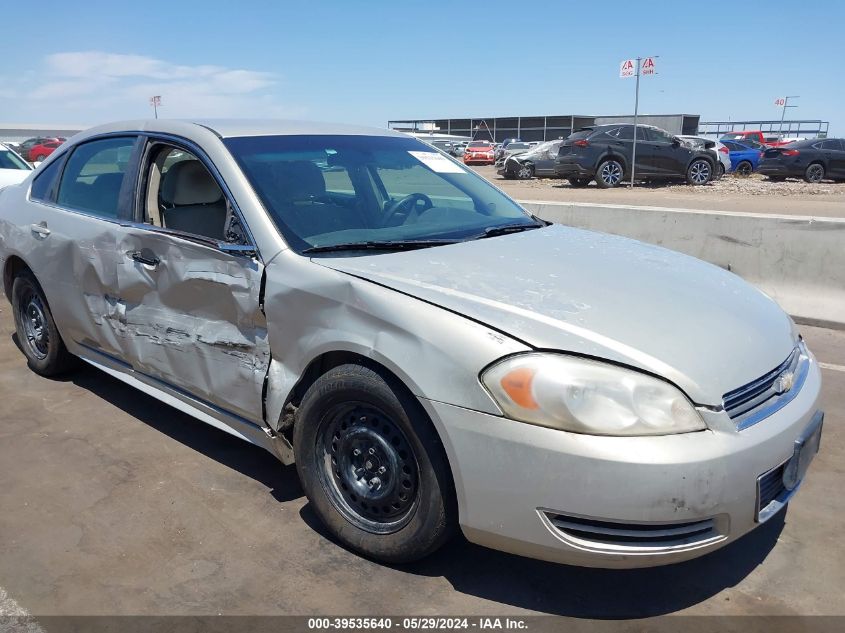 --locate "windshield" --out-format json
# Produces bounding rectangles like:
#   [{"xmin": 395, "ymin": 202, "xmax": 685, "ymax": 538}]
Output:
[
  {"xmin": 225, "ymin": 134, "xmax": 535, "ymax": 253},
  {"xmin": 0, "ymin": 147, "xmax": 31, "ymax": 170}
]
